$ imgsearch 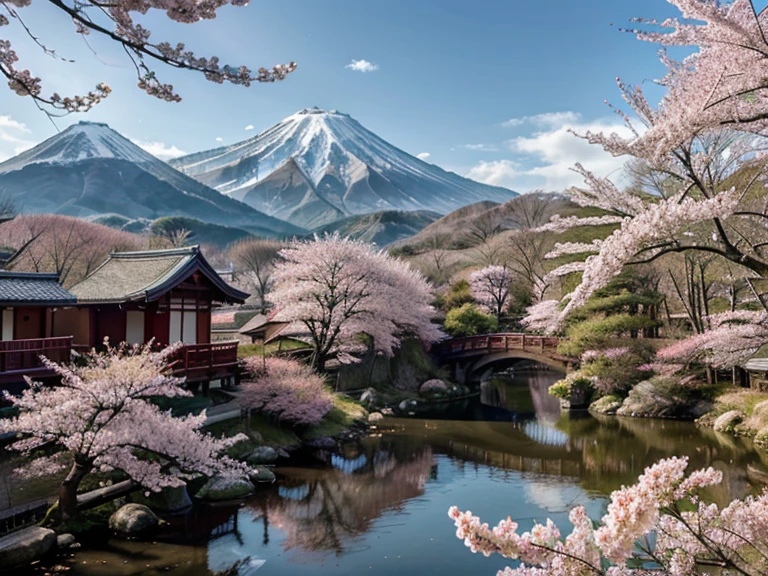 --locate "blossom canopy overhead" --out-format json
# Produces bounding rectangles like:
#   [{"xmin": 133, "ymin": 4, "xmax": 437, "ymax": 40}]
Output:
[{"xmin": 0, "ymin": 0, "xmax": 296, "ymax": 113}]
